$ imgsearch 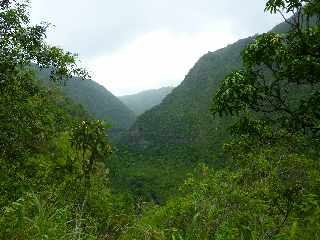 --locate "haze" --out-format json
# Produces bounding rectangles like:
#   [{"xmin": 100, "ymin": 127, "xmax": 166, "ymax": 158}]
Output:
[{"xmin": 30, "ymin": 0, "xmax": 284, "ymax": 96}]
